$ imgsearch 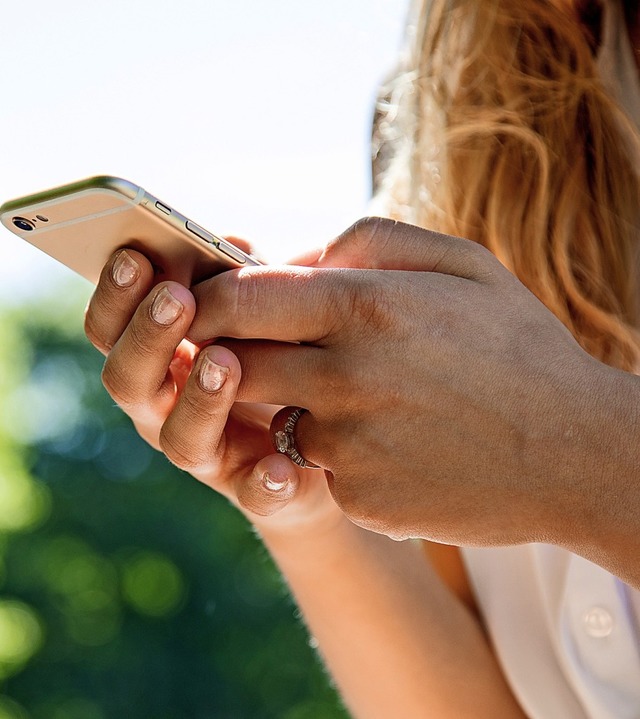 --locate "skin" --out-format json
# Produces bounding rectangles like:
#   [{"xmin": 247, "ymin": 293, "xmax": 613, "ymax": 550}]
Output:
[
  {"xmin": 85, "ymin": 227, "xmax": 534, "ymax": 718},
  {"xmin": 85, "ymin": 218, "xmax": 639, "ymax": 587},
  {"xmin": 84, "ymin": 218, "xmax": 640, "ymax": 715},
  {"xmin": 81, "ymin": 7, "xmax": 640, "ymax": 711},
  {"xmin": 191, "ymin": 218, "xmax": 640, "ymax": 583}
]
